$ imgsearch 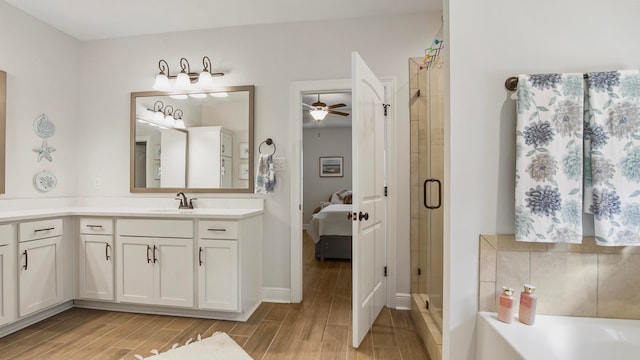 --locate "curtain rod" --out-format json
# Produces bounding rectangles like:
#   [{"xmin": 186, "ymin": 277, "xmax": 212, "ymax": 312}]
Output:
[{"xmin": 505, "ymin": 74, "xmax": 589, "ymax": 91}]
